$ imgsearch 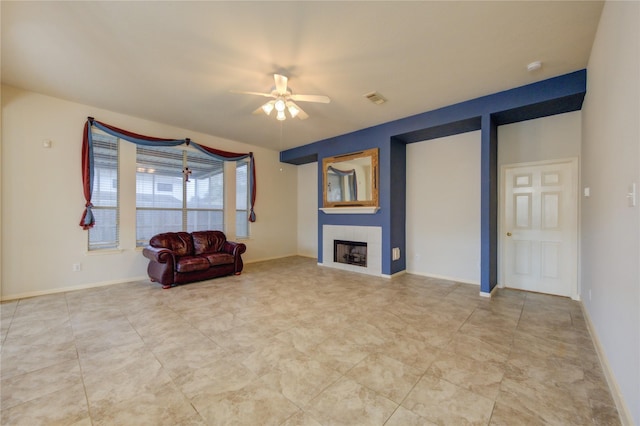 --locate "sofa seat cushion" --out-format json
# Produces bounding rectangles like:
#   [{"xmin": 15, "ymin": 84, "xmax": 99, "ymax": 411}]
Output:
[
  {"xmin": 202, "ymin": 252, "xmax": 234, "ymax": 266},
  {"xmin": 176, "ymin": 256, "xmax": 210, "ymax": 273}
]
